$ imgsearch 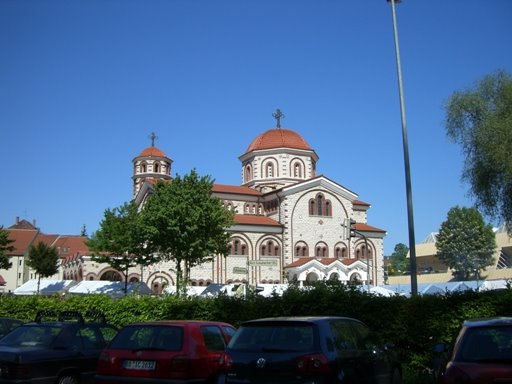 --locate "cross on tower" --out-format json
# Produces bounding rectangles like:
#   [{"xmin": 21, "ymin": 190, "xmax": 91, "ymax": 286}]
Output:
[
  {"xmin": 149, "ymin": 132, "xmax": 158, "ymax": 147},
  {"xmin": 272, "ymin": 108, "xmax": 285, "ymax": 128}
]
